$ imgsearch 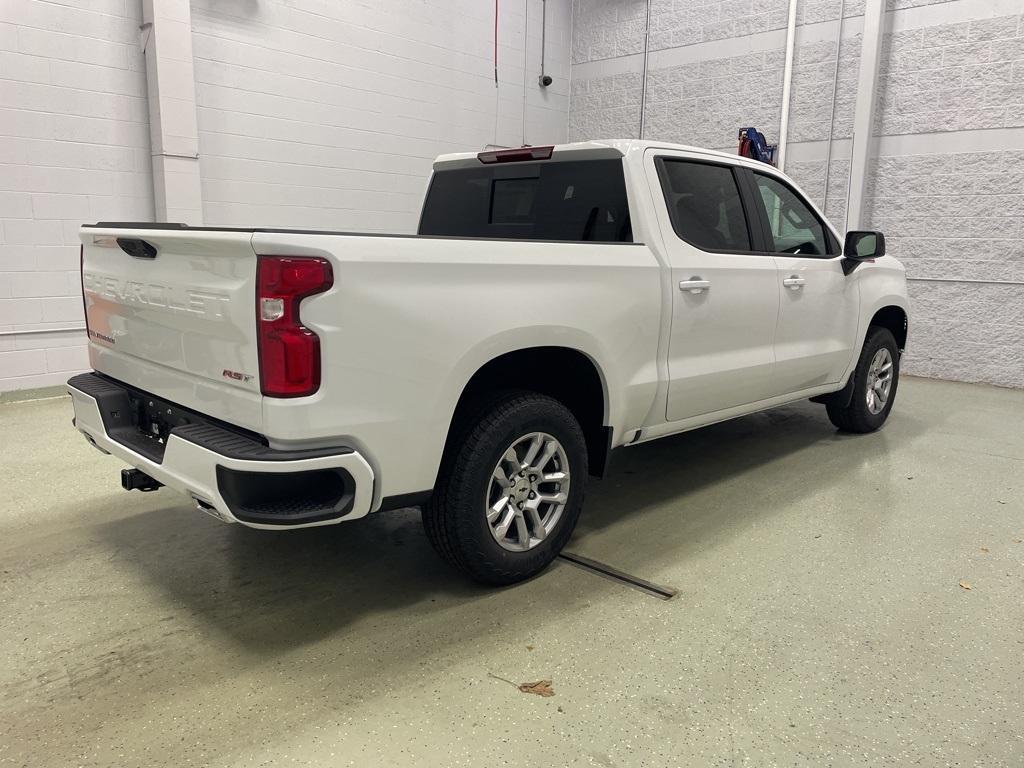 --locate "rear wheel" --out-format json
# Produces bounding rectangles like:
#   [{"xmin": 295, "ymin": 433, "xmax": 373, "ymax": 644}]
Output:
[
  {"xmin": 422, "ymin": 392, "xmax": 587, "ymax": 585},
  {"xmin": 826, "ymin": 326, "xmax": 900, "ymax": 433}
]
